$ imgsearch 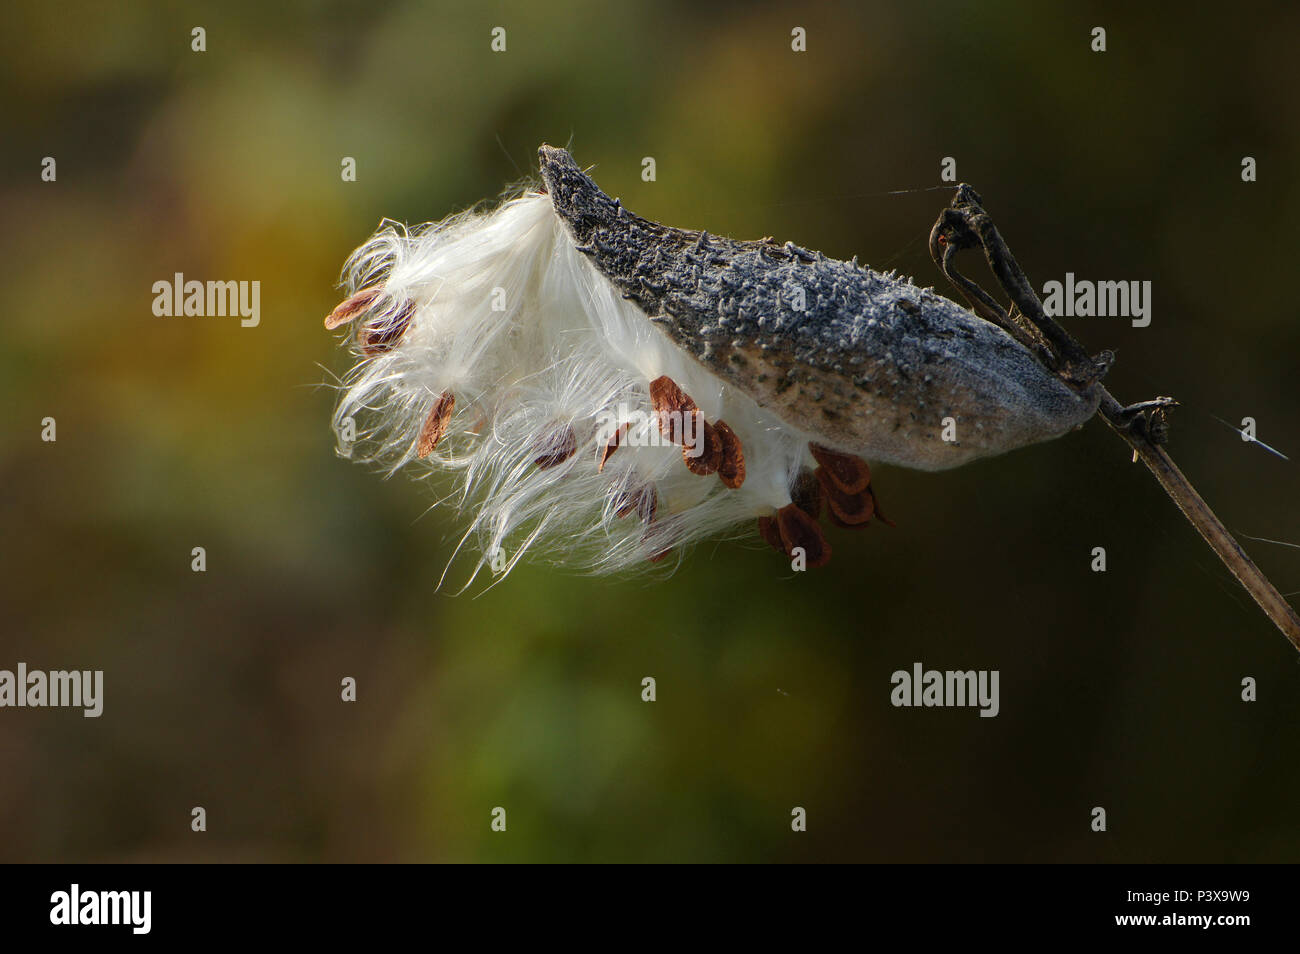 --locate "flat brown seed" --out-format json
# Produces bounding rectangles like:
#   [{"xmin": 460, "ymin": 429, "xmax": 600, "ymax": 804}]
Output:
[
  {"xmin": 790, "ymin": 468, "xmax": 823, "ymax": 520},
  {"xmin": 417, "ymin": 391, "xmax": 456, "ymax": 458},
  {"xmin": 757, "ymin": 514, "xmax": 785, "ymax": 554},
  {"xmin": 324, "ymin": 287, "xmax": 382, "ymax": 329},
  {"xmin": 816, "ymin": 467, "xmax": 875, "ymax": 527},
  {"xmin": 683, "ymin": 419, "xmax": 723, "ymax": 476},
  {"xmin": 361, "ymin": 299, "xmax": 416, "ymax": 356},
  {"xmin": 816, "ymin": 466, "xmax": 874, "ymax": 526},
  {"xmin": 649, "ymin": 375, "xmax": 698, "ymax": 444},
  {"xmin": 637, "ymin": 485, "xmax": 659, "ymax": 524},
  {"xmin": 808, "ymin": 443, "xmax": 872, "ymax": 495},
  {"xmin": 714, "ymin": 420, "xmax": 746, "ymax": 489},
  {"xmin": 598, "ymin": 423, "xmax": 628, "ymax": 472},
  {"xmin": 534, "ymin": 426, "xmax": 578, "ymax": 469},
  {"xmin": 615, "ymin": 483, "xmax": 658, "ymax": 523},
  {"xmin": 826, "ymin": 505, "xmax": 873, "ymax": 529},
  {"xmin": 776, "ymin": 503, "xmax": 831, "ymax": 567}
]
